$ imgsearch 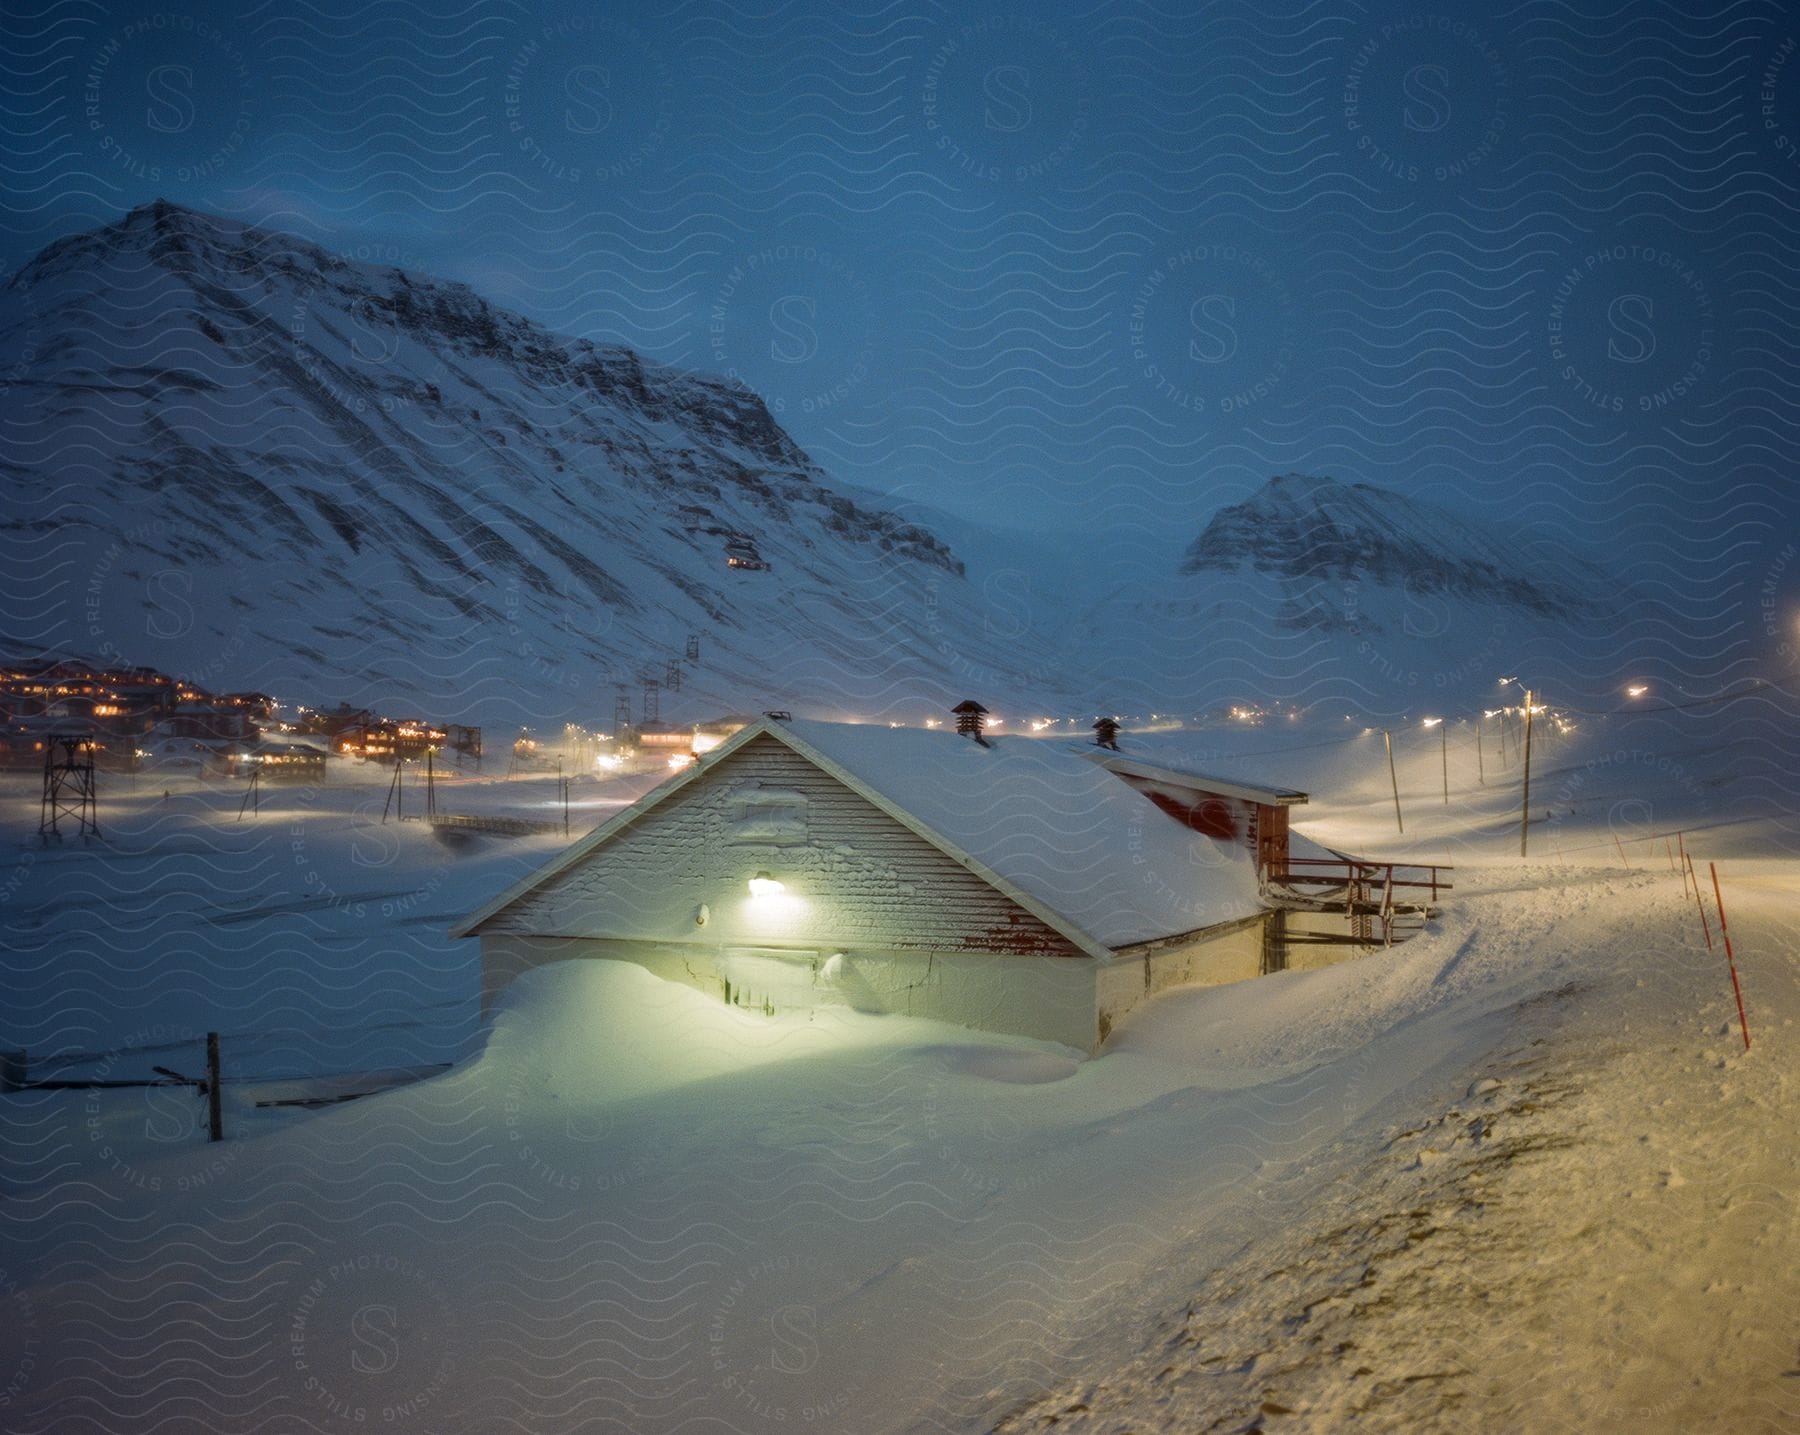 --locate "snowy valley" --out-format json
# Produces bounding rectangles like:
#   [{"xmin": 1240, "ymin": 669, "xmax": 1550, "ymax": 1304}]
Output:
[{"xmin": 1, "ymin": 695, "xmax": 1794, "ymax": 1433}]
